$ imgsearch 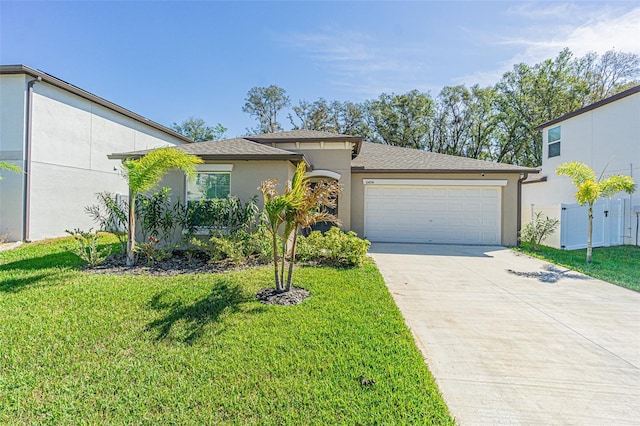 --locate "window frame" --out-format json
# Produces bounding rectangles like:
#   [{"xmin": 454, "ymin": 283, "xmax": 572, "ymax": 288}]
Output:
[
  {"xmin": 185, "ymin": 164, "xmax": 233, "ymax": 202},
  {"xmin": 547, "ymin": 126, "xmax": 561, "ymax": 158}
]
